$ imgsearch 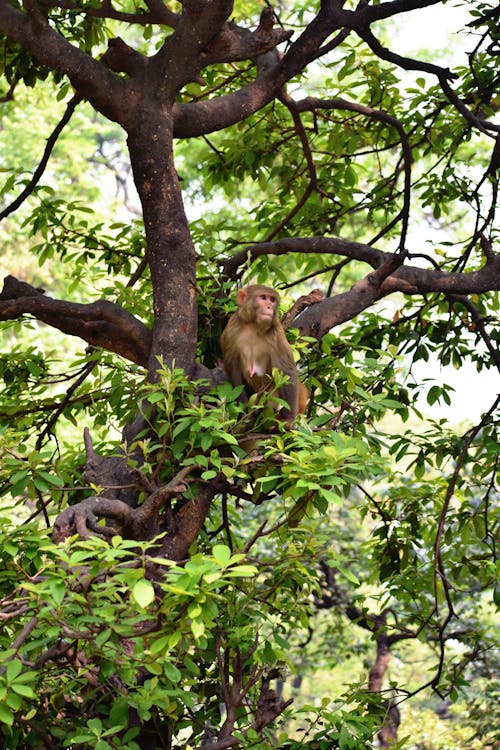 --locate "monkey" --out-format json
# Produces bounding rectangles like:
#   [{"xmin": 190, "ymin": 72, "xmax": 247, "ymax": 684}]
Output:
[{"xmin": 220, "ymin": 284, "xmax": 307, "ymax": 422}]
